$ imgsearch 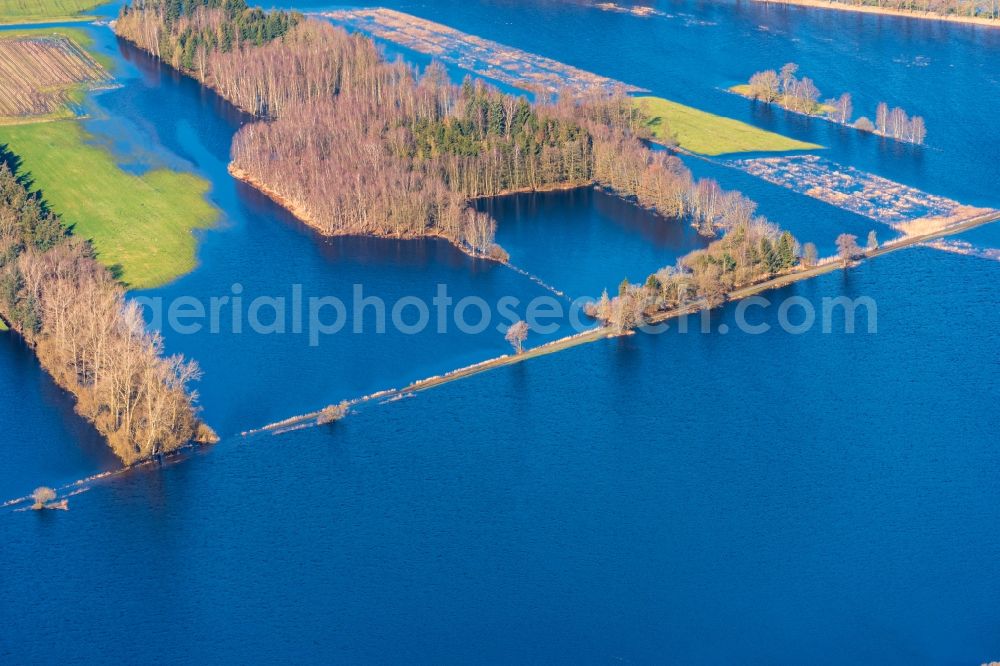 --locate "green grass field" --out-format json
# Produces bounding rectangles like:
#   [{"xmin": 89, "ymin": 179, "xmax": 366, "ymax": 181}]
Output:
[
  {"xmin": 635, "ymin": 95, "xmax": 821, "ymax": 156},
  {"xmin": 0, "ymin": 25, "xmax": 94, "ymax": 43},
  {"xmin": 0, "ymin": 122, "xmax": 217, "ymax": 289},
  {"xmin": 0, "ymin": 0, "xmax": 103, "ymax": 24}
]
